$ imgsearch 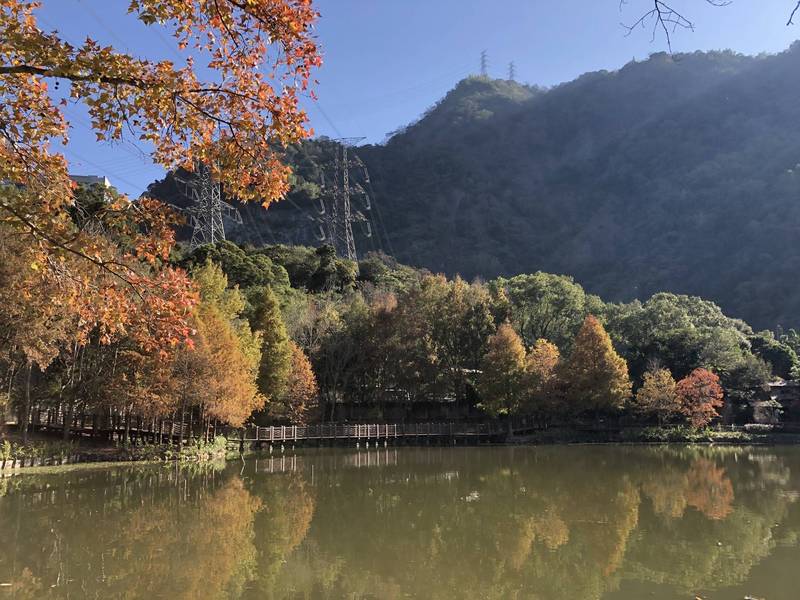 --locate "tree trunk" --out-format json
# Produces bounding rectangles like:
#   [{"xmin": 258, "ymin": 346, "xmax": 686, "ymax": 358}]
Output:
[
  {"xmin": 1, "ymin": 363, "xmax": 15, "ymax": 439},
  {"xmin": 178, "ymin": 402, "xmax": 186, "ymax": 447},
  {"xmin": 188, "ymin": 406, "xmax": 194, "ymax": 443},
  {"xmin": 21, "ymin": 362, "xmax": 32, "ymax": 444},
  {"xmin": 124, "ymin": 407, "xmax": 131, "ymax": 446},
  {"xmin": 62, "ymin": 401, "xmax": 74, "ymax": 441}
]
